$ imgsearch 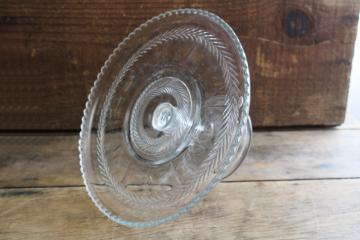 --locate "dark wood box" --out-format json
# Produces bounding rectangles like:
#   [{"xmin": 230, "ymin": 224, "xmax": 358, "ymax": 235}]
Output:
[{"xmin": 0, "ymin": 0, "xmax": 359, "ymax": 129}]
